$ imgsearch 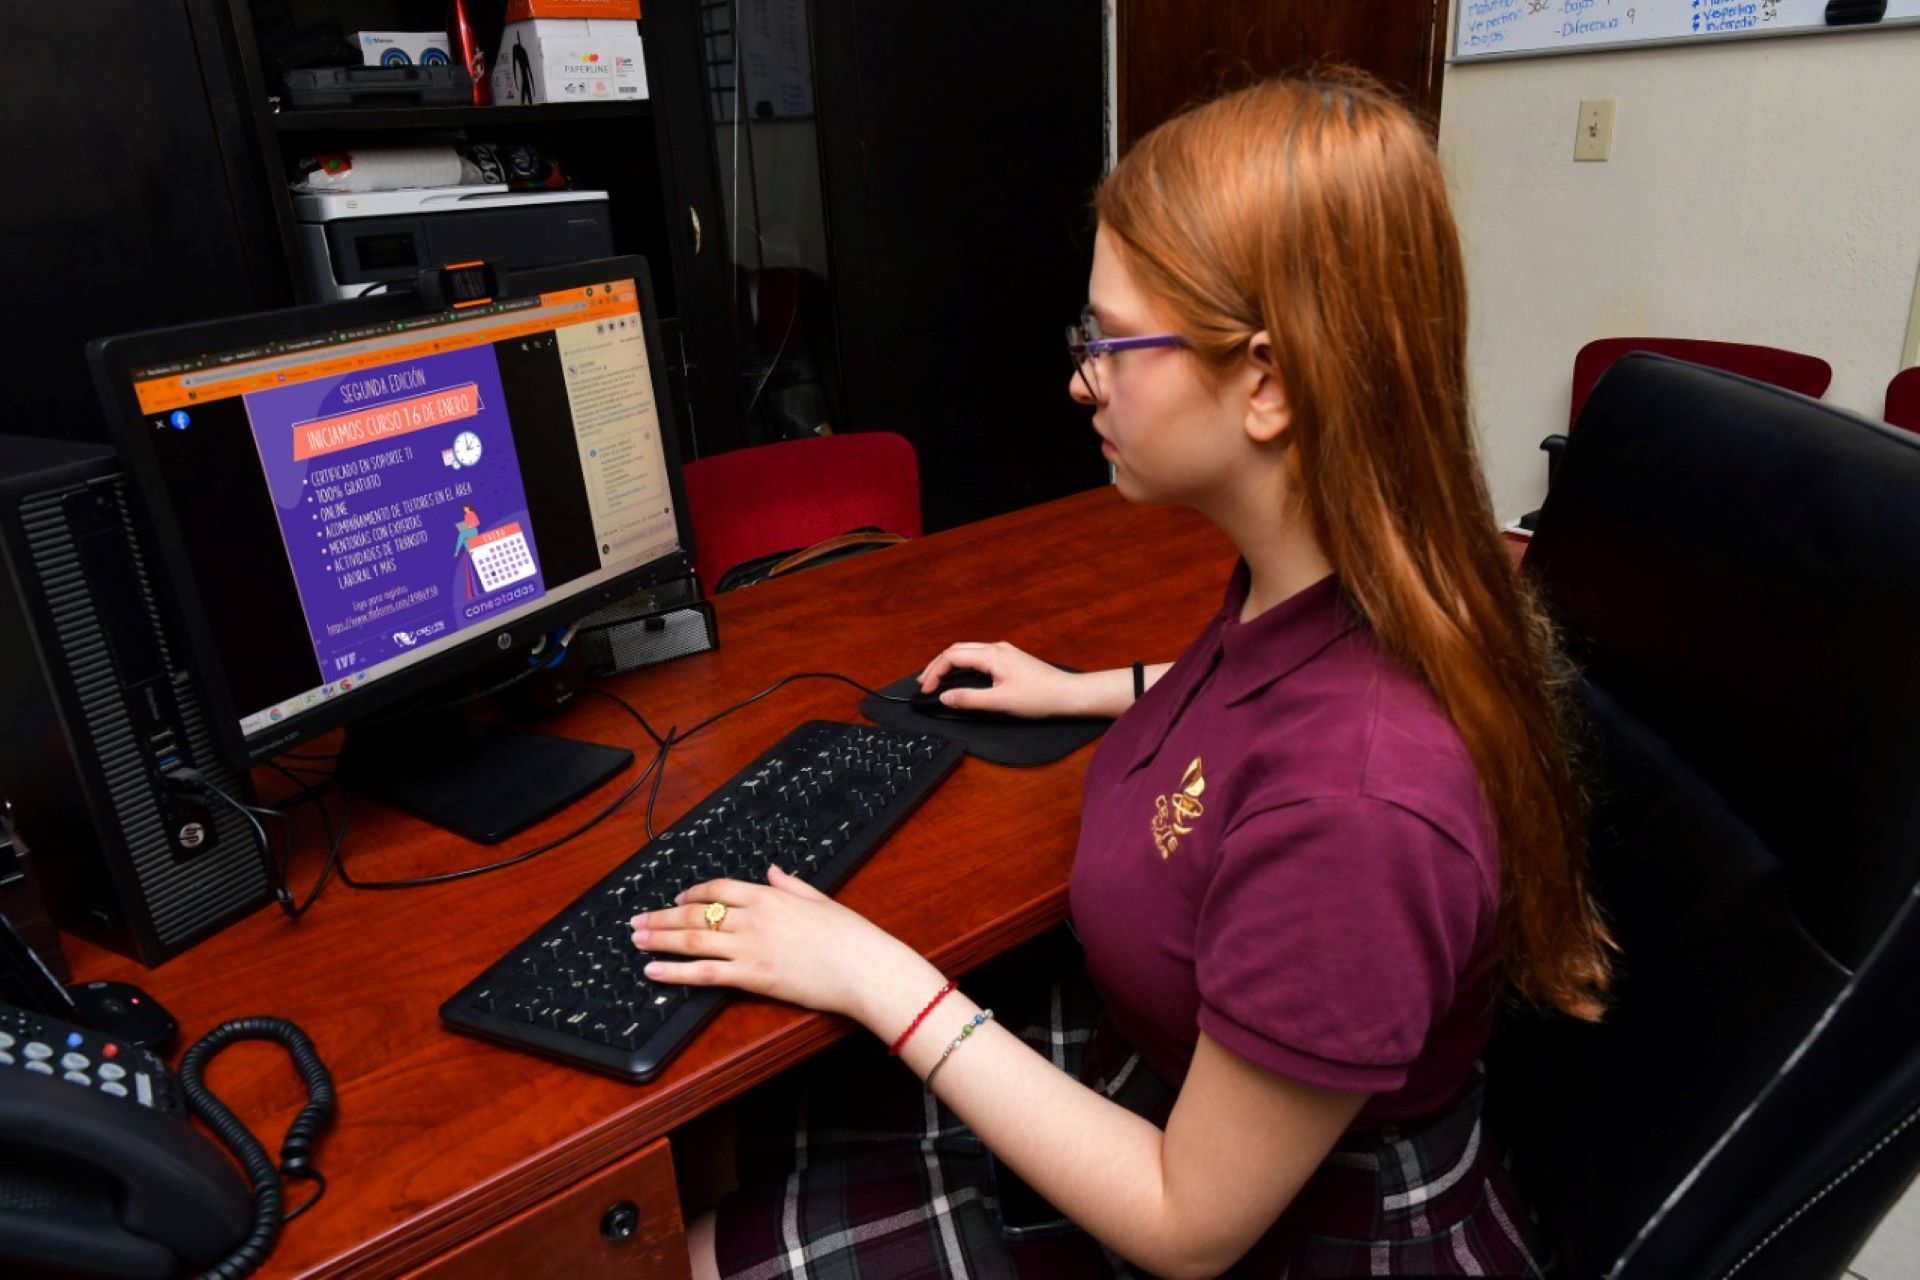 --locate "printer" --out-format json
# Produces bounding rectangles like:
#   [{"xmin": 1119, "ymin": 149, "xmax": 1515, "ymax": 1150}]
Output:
[{"xmin": 292, "ymin": 186, "xmax": 615, "ymax": 301}]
